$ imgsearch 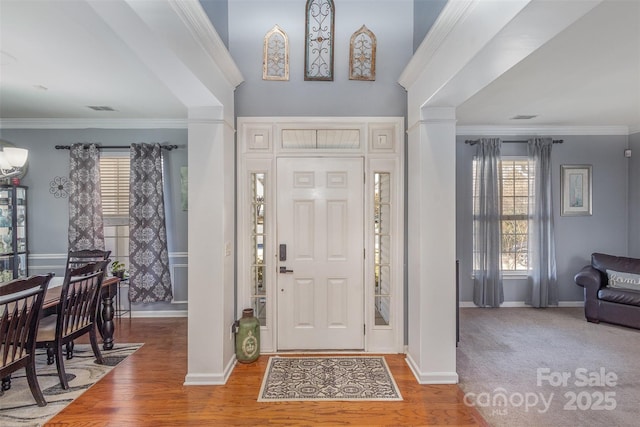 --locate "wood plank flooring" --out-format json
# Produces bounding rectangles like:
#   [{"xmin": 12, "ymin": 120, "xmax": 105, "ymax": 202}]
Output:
[{"xmin": 46, "ymin": 318, "xmax": 488, "ymax": 426}]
